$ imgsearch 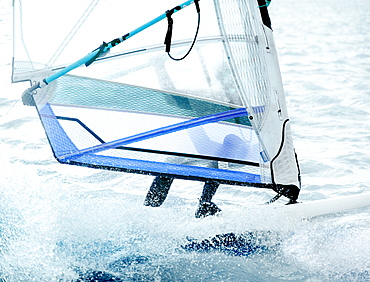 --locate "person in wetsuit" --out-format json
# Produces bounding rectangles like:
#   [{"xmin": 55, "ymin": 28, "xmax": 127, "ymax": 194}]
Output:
[
  {"xmin": 258, "ymin": 0, "xmax": 272, "ymax": 29},
  {"xmin": 144, "ymin": 0, "xmax": 273, "ymax": 218}
]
